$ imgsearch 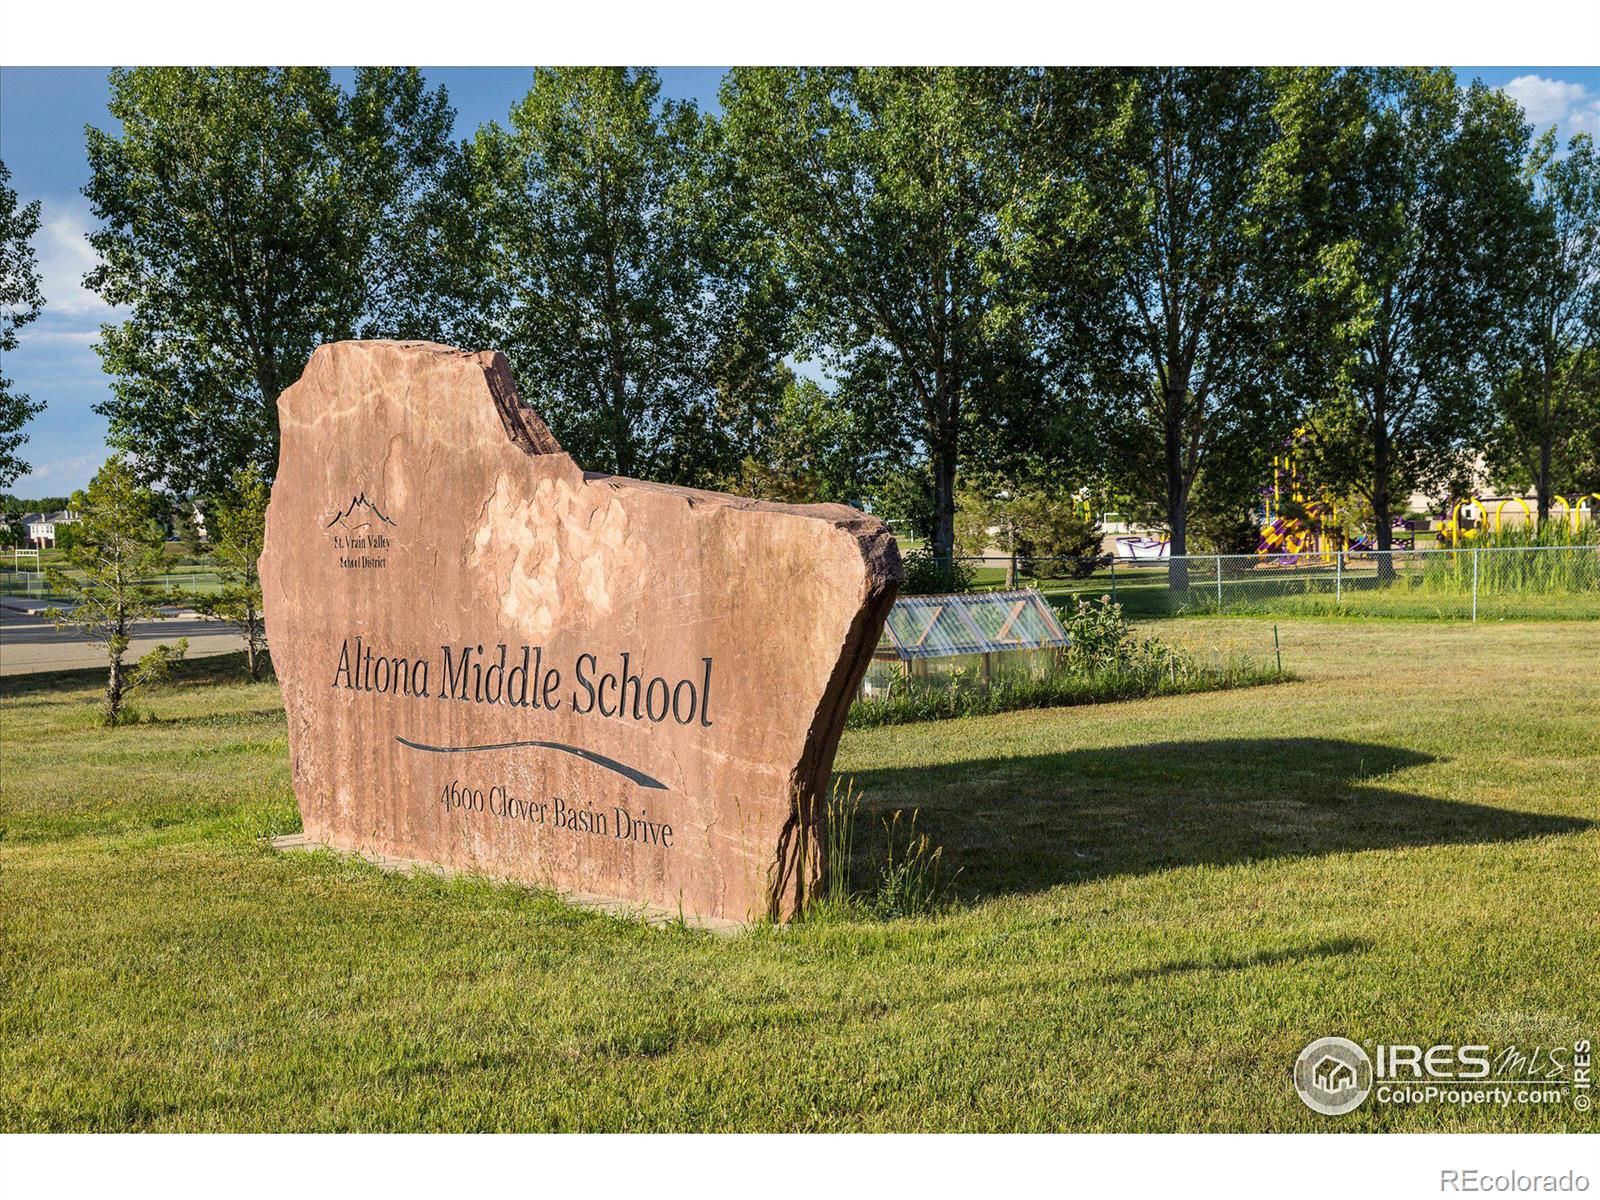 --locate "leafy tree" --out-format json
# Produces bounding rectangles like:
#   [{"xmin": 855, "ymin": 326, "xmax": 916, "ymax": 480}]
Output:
[
  {"xmin": 1264, "ymin": 69, "xmax": 1531, "ymax": 557},
  {"xmin": 44, "ymin": 458, "xmax": 187, "ymax": 725},
  {"xmin": 2, "ymin": 492, "xmax": 70, "ymax": 513},
  {"xmin": 722, "ymin": 67, "xmax": 1065, "ymax": 563},
  {"xmin": 1559, "ymin": 353, "xmax": 1600, "ymax": 497},
  {"xmin": 1485, "ymin": 131, "xmax": 1600, "ymax": 519},
  {"xmin": 868, "ymin": 462, "xmax": 939, "ymax": 543},
  {"xmin": 191, "ymin": 465, "xmax": 269, "ymax": 680},
  {"xmin": 957, "ymin": 483, "xmax": 1105, "ymax": 579},
  {"xmin": 1048, "ymin": 68, "xmax": 1306, "ymax": 585},
  {"xmin": 0, "ymin": 159, "xmax": 45, "ymax": 489},
  {"xmin": 84, "ymin": 67, "xmax": 457, "ymax": 497},
  {"xmin": 721, "ymin": 372, "xmax": 888, "ymax": 504},
  {"xmin": 1183, "ymin": 435, "xmax": 1281, "ymax": 555},
  {"xmin": 456, "ymin": 68, "xmax": 788, "ymax": 484}
]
